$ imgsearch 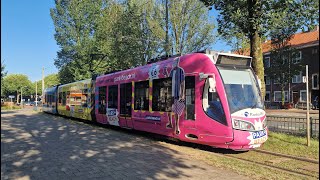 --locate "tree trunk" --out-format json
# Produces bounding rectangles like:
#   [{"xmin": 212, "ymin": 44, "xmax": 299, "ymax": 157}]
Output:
[
  {"xmin": 281, "ymin": 87, "xmax": 285, "ymax": 107},
  {"xmin": 16, "ymin": 91, "xmax": 20, "ymax": 104},
  {"xmin": 250, "ymin": 31, "xmax": 266, "ymax": 100},
  {"xmin": 248, "ymin": 0, "xmax": 265, "ymax": 102}
]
